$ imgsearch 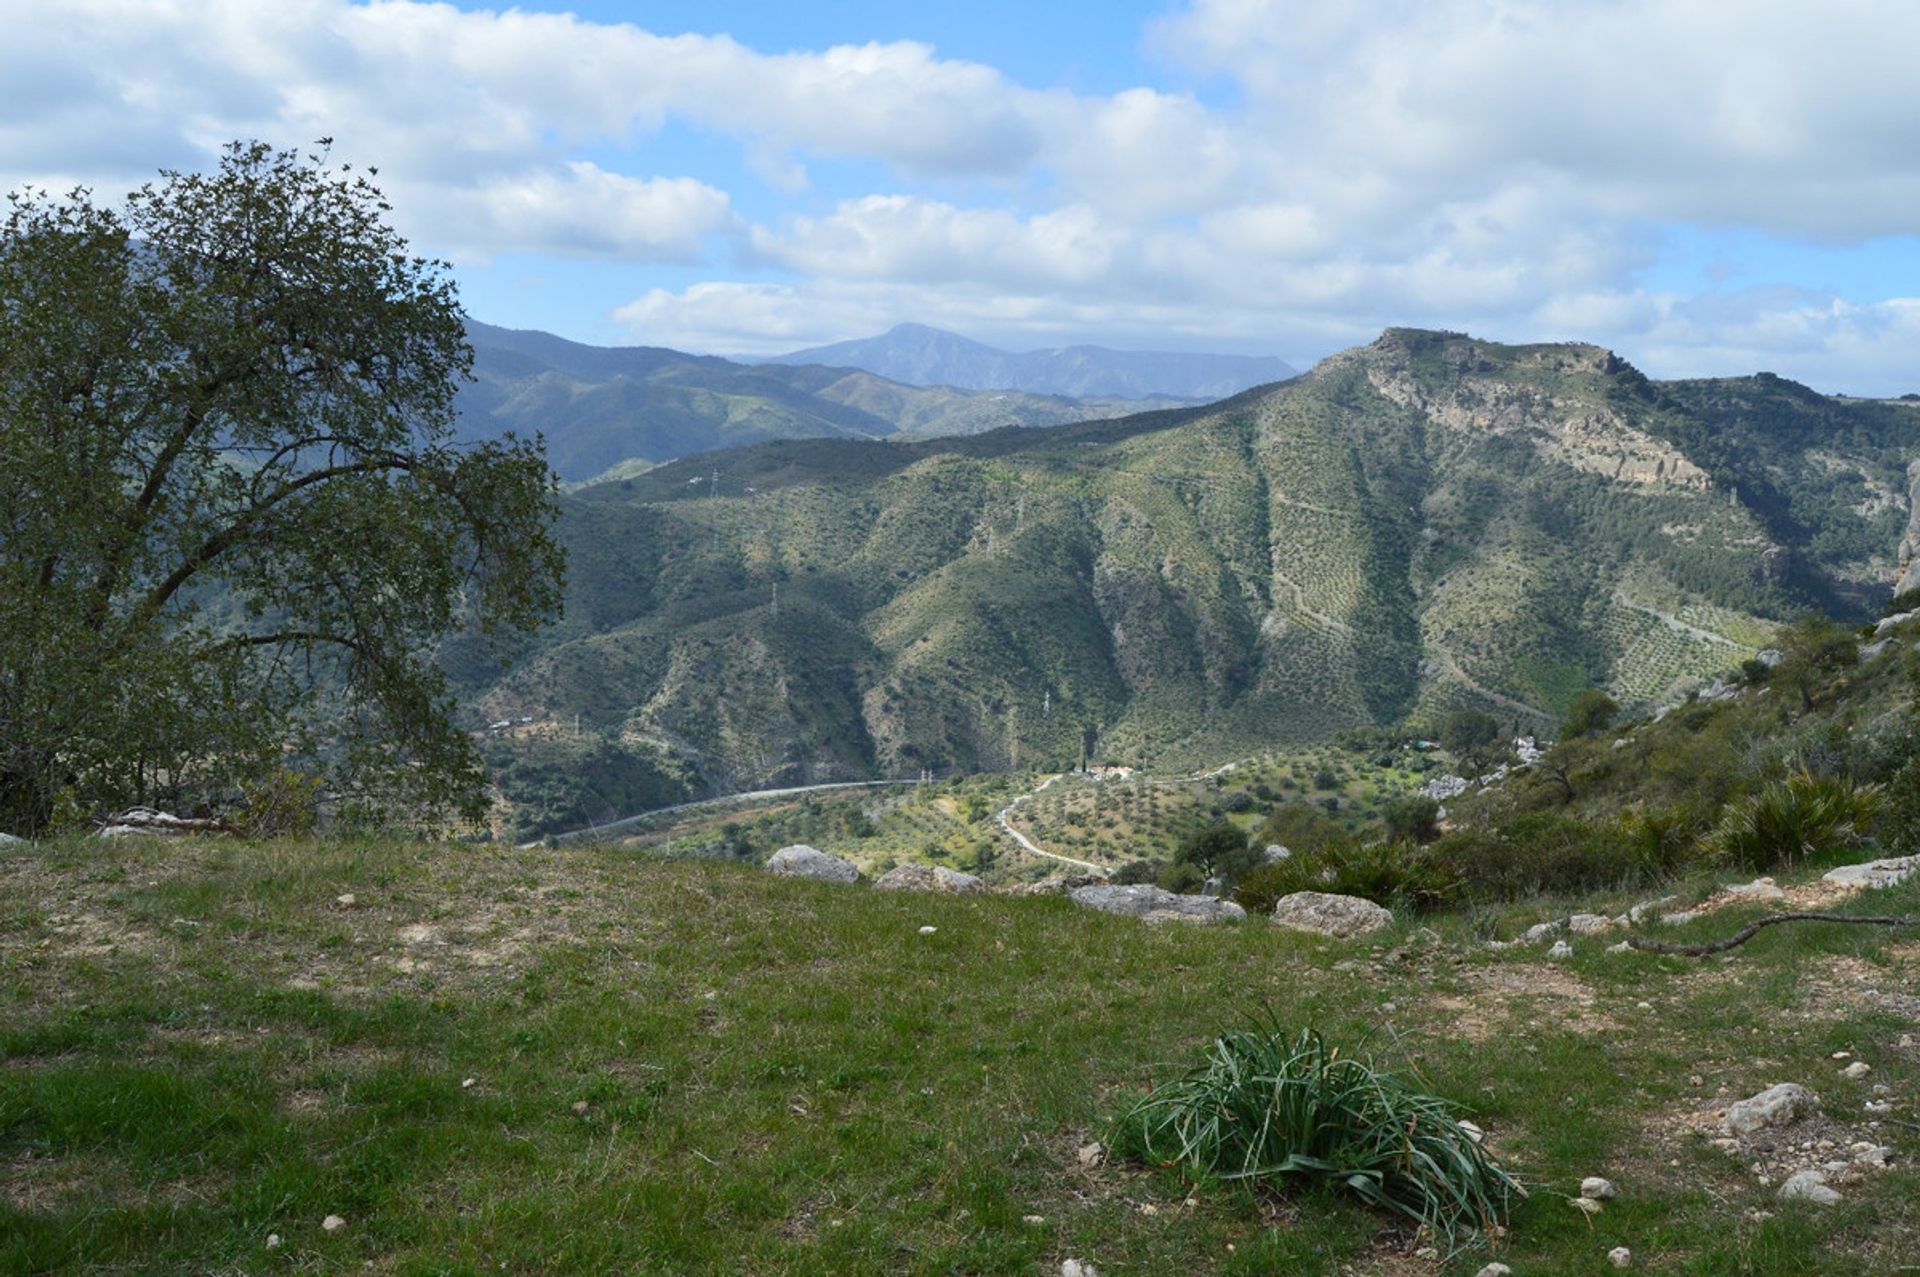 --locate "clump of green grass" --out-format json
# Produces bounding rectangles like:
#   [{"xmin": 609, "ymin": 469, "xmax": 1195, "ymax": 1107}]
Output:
[
  {"xmin": 1110, "ymin": 1024, "xmax": 1522, "ymax": 1247},
  {"xmin": 1708, "ymin": 771, "xmax": 1879, "ymax": 872}
]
